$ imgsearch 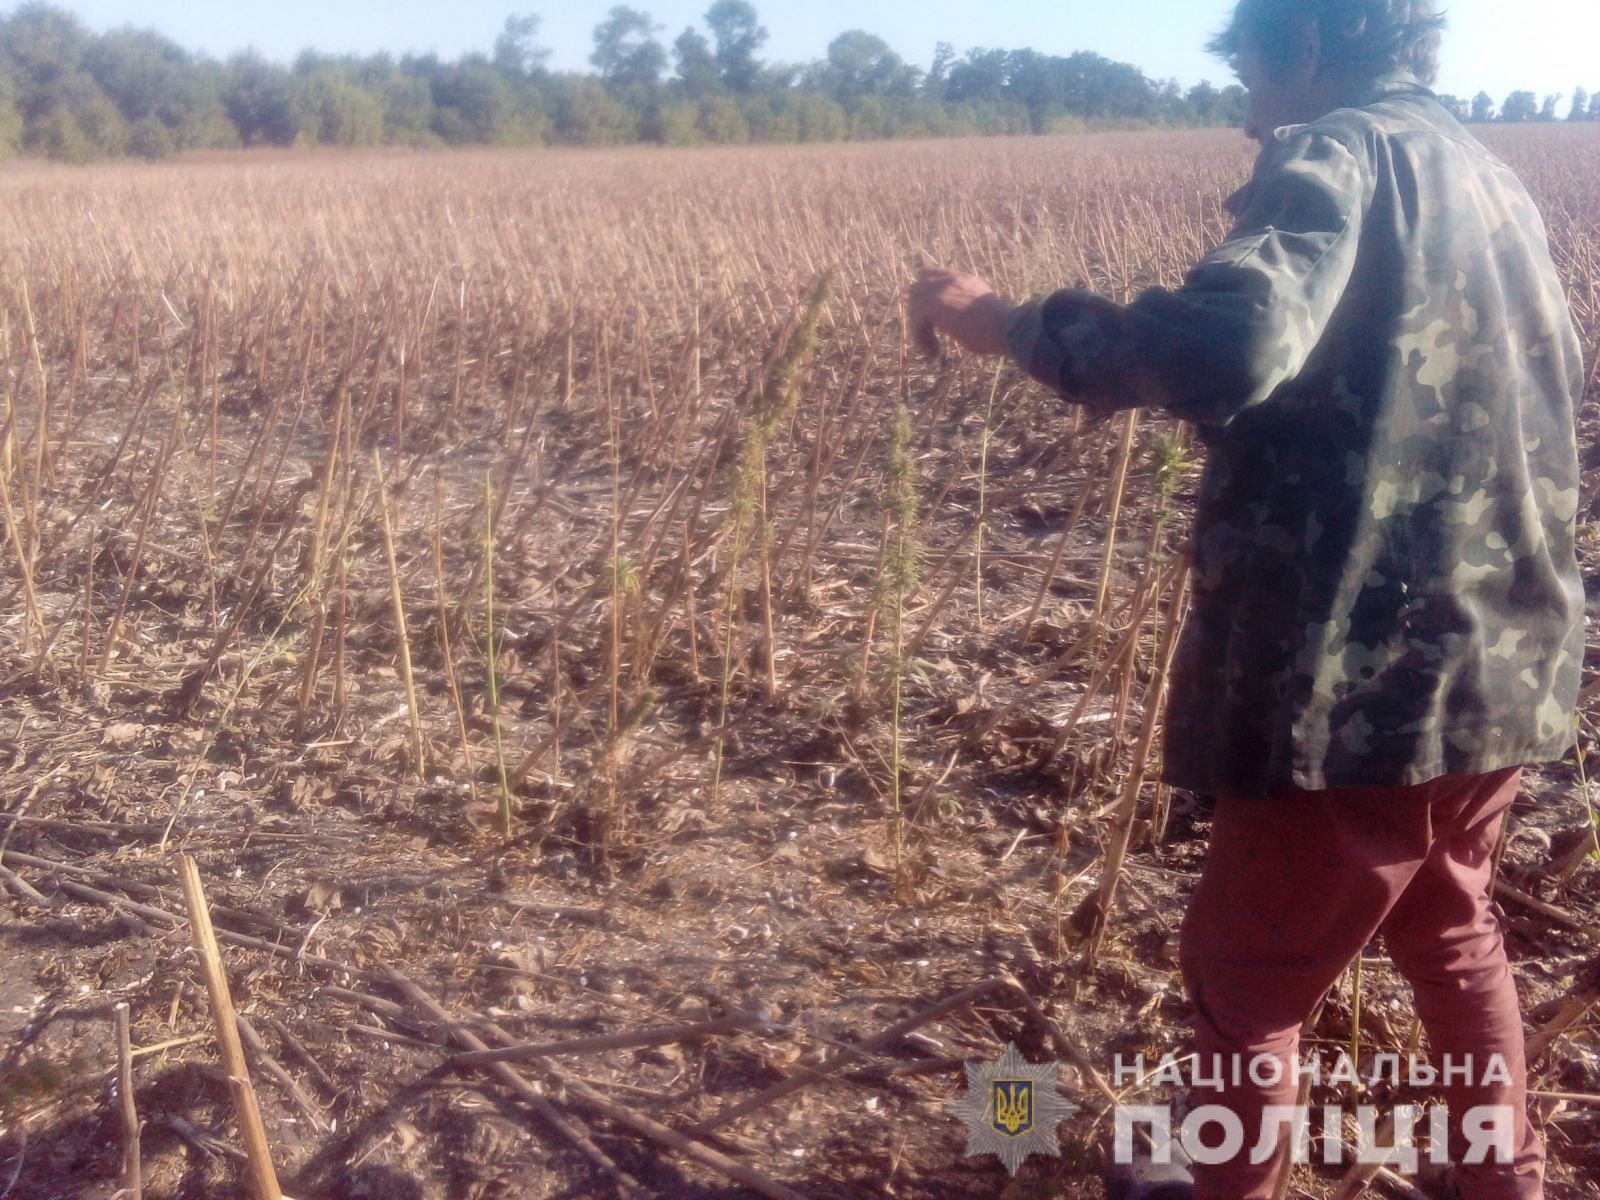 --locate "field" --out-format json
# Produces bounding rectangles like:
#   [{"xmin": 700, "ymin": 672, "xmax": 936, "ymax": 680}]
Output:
[{"xmin": 1, "ymin": 124, "xmax": 1598, "ymax": 1200}]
